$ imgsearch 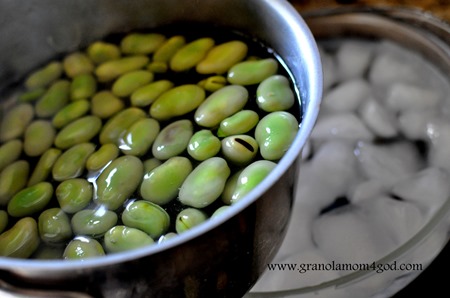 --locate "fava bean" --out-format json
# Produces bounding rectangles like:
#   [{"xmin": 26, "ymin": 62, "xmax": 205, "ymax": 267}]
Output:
[
  {"xmin": 70, "ymin": 74, "xmax": 97, "ymax": 101},
  {"xmin": 0, "ymin": 139, "xmax": 23, "ymax": 172},
  {"xmin": 256, "ymin": 75, "xmax": 295, "ymax": 112},
  {"xmin": 54, "ymin": 116, "xmax": 102, "ymax": 149},
  {"xmin": 140, "ymin": 156, "xmax": 192, "ymax": 205},
  {"xmin": 19, "ymin": 88, "xmax": 46, "ymax": 103},
  {"xmin": 71, "ymin": 208, "xmax": 118, "ymax": 237},
  {"xmin": 221, "ymin": 135, "xmax": 258, "ymax": 166},
  {"xmin": 130, "ymin": 80, "xmax": 174, "ymax": 107},
  {"xmin": 91, "ymin": 91, "xmax": 125, "ymax": 119},
  {"xmin": 87, "ymin": 41, "xmax": 121, "ymax": 64},
  {"xmin": 52, "ymin": 99, "xmax": 90, "ymax": 128},
  {"xmin": 104, "ymin": 225, "xmax": 154, "ymax": 253},
  {"xmin": 38, "ymin": 208, "xmax": 72, "ymax": 244},
  {"xmin": 122, "ymin": 200, "xmax": 170, "ymax": 239},
  {"xmin": 198, "ymin": 75, "xmax": 227, "ymax": 92},
  {"xmin": 195, "ymin": 85, "xmax": 248, "ymax": 128},
  {"xmin": 95, "ymin": 55, "xmax": 149, "ymax": 82},
  {"xmin": 120, "ymin": 118, "xmax": 160, "ymax": 156},
  {"xmin": 7, "ymin": 182, "xmax": 53, "ymax": 217},
  {"xmin": 150, "ymin": 84, "xmax": 205, "ymax": 121},
  {"xmin": 158, "ymin": 232, "xmax": 178, "ymax": 244},
  {"xmin": 0, "ymin": 217, "xmax": 40, "ymax": 258},
  {"xmin": 170, "ymin": 37, "xmax": 215, "ymax": 72},
  {"xmin": 99, "ymin": 107, "xmax": 146, "ymax": 145},
  {"xmin": 121, "ymin": 33, "xmax": 166, "ymax": 55},
  {"xmin": 196, "ymin": 40, "xmax": 248, "ymax": 74},
  {"xmin": 52, "ymin": 143, "xmax": 96, "ymax": 181},
  {"xmin": 36, "ymin": 80, "xmax": 70, "ymax": 118},
  {"xmin": 147, "ymin": 61, "xmax": 168, "ymax": 73},
  {"xmin": 0, "ymin": 210, "xmax": 8, "ymax": 233},
  {"xmin": 187, "ymin": 130, "xmax": 221, "ymax": 161},
  {"xmin": 0, "ymin": 160, "xmax": 29, "ymax": 206},
  {"xmin": 33, "ymin": 246, "xmax": 64, "ymax": 260},
  {"xmin": 217, "ymin": 110, "xmax": 259, "ymax": 137},
  {"xmin": 255, "ymin": 111, "xmax": 299, "ymax": 160},
  {"xmin": 27, "ymin": 148, "xmax": 61, "ymax": 186},
  {"xmin": 143, "ymin": 158, "xmax": 163, "ymax": 173},
  {"xmin": 152, "ymin": 119, "xmax": 193, "ymax": 160},
  {"xmin": 56, "ymin": 178, "xmax": 93, "ymax": 214},
  {"xmin": 179, "ymin": 157, "xmax": 230, "ymax": 208},
  {"xmin": 112, "ymin": 70, "xmax": 154, "ymax": 98},
  {"xmin": 94, "ymin": 155, "xmax": 144, "ymax": 210},
  {"xmin": 211, "ymin": 205, "xmax": 231, "ymax": 219},
  {"xmin": 175, "ymin": 208, "xmax": 207, "ymax": 233},
  {"xmin": 227, "ymin": 58, "xmax": 278, "ymax": 85},
  {"xmin": 86, "ymin": 143, "xmax": 119, "ymax": 172},
  {"xmin": 63, "ymin": 52, "xmax": 94, "ymax": 78},
  {"xmin": 0, "ymin": 103, "xmax": 34, "ymax": 142},
  {"xmin": 221, "ymin": 170, "xmax": 242, "ymax": 205},
  {"xmin": 153, "ymin": 35, "xmax": 186, "ymax": 63},
  {"xmin": 63, "ymin": 236, "xmax": 105, "ymax": 260},
  {"xmin": 24, "ymin": 61, "xmax": 63, "ymax": 90},
  {"xmin": 24, "ymin": 120, "xmax": 56, "ymax": 156}
]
